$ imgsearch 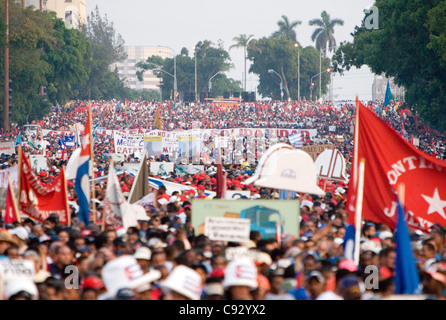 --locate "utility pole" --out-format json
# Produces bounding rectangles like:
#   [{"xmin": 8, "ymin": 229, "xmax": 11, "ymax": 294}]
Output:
[
  {"xmin": 3, "ymin": 0, "xmax": 10, "ymax": 131},
  {"xmin": 40, "ymin": 0, "xmax": 43, "ymax": 12},
  {"xmin": 319, "ymin": 49, "xmax": 322, "ymax": 100}
]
